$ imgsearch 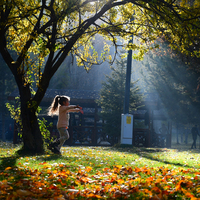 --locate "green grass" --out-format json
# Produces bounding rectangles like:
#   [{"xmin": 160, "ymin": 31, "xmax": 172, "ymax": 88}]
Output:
[{"xmin": 0, "ymin": 141, "xmax": 200, "ymax": 199}]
